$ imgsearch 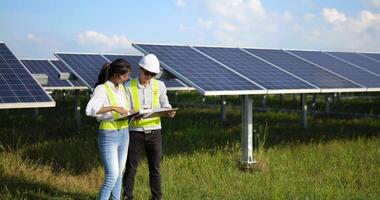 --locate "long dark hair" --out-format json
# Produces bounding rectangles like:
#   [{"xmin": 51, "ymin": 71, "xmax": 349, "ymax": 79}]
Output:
[{"xmin": 95, "ymin": 58, "xmax": 131, "ymax": 87}]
